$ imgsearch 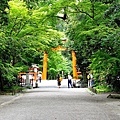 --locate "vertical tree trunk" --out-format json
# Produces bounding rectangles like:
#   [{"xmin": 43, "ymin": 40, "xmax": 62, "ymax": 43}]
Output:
[
  {"xmin": 0, "ymin": 71, "xmax": 4, "ymax": 91},
  {"xmin": 82, "ymin": 70, "xmax": 87, "ymax": 82}
]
